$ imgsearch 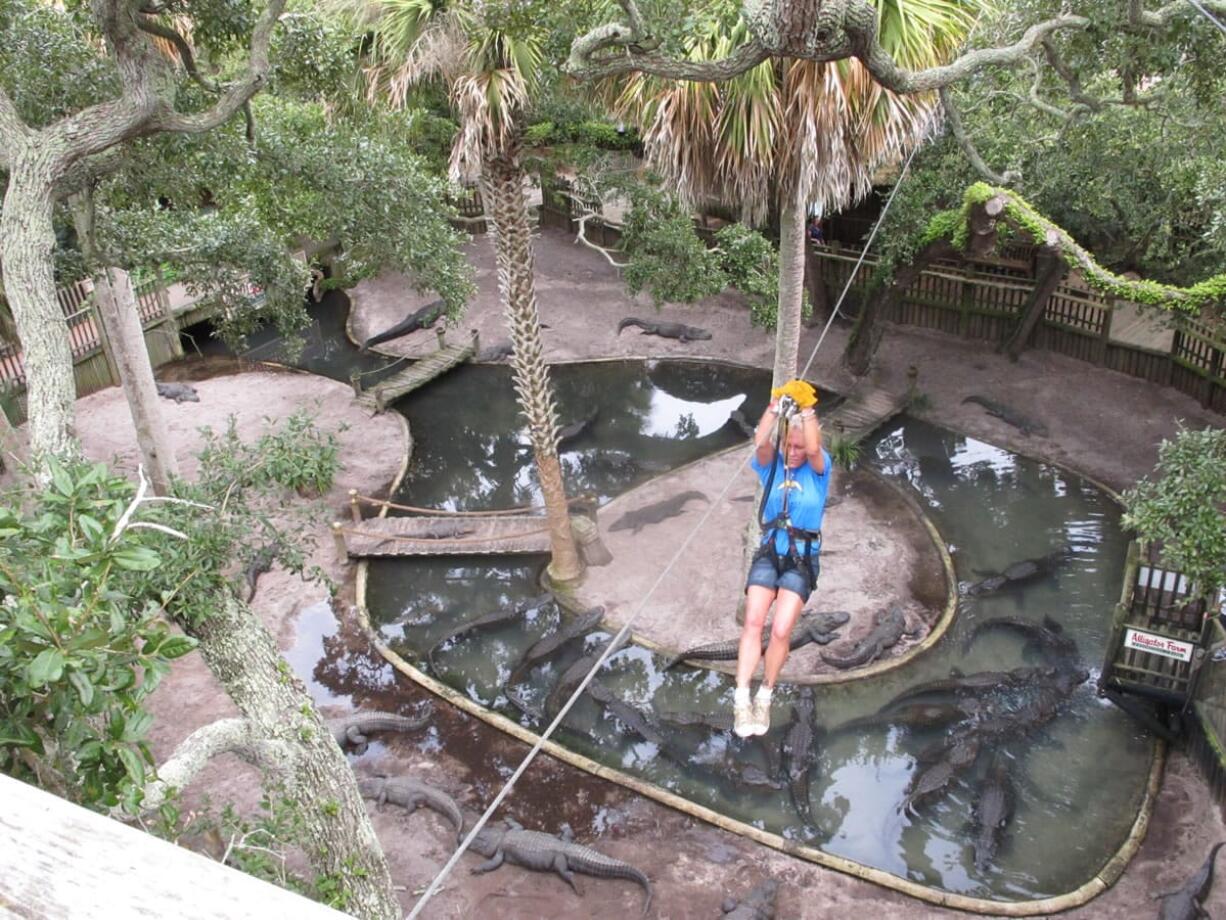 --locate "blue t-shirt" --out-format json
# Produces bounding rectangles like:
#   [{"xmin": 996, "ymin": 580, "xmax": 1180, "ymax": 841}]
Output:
[{"xmin": 750, "ymin": 449, "xmax": 832, "ymax": 557}]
